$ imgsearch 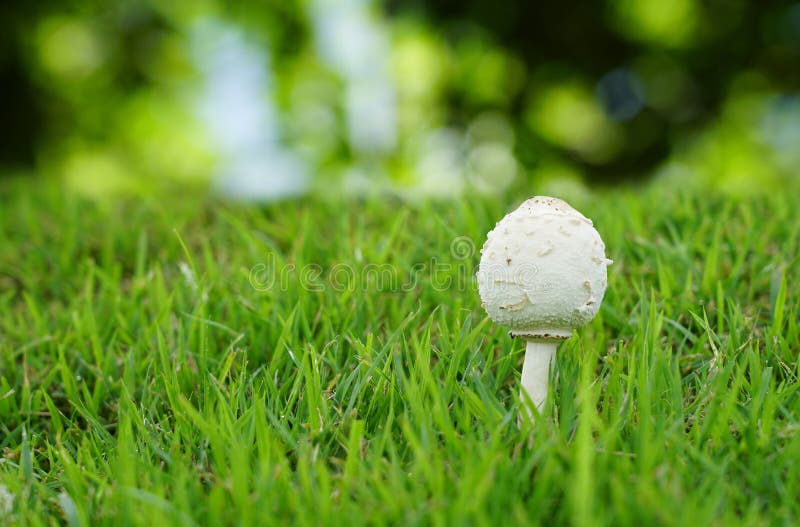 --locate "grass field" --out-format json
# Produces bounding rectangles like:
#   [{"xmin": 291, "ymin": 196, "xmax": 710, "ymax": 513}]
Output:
[{"xmin": 1, "ymin": 177, "xmax": 798, "ymax": 526}]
